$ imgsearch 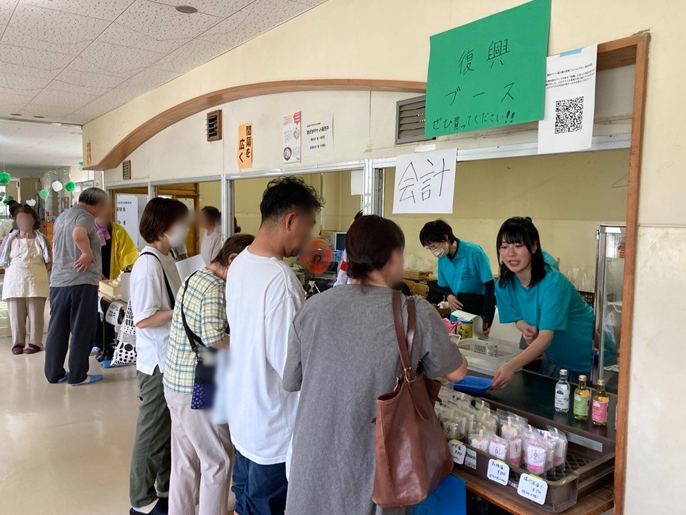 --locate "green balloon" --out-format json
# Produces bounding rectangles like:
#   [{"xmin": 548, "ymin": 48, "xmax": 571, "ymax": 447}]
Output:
[
  {"xmin": 39, "ymin": 189, "xmax": 49, "ymax": 199},
  {"xmin": 0, "ymin": 171, "xmax": 11, "ymax": 185},
  {"xmin": 65, "ymin": 181, "xmax": 76, "ymax": 192}
]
